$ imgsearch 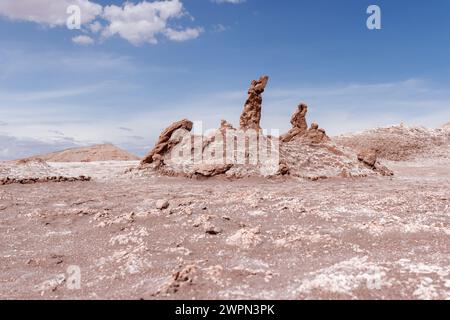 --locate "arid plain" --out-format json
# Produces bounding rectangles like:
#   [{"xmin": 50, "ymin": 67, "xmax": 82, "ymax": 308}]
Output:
[{"xmin": 1, "ymin": 77, "xmax": 449, "ymax": 300}]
